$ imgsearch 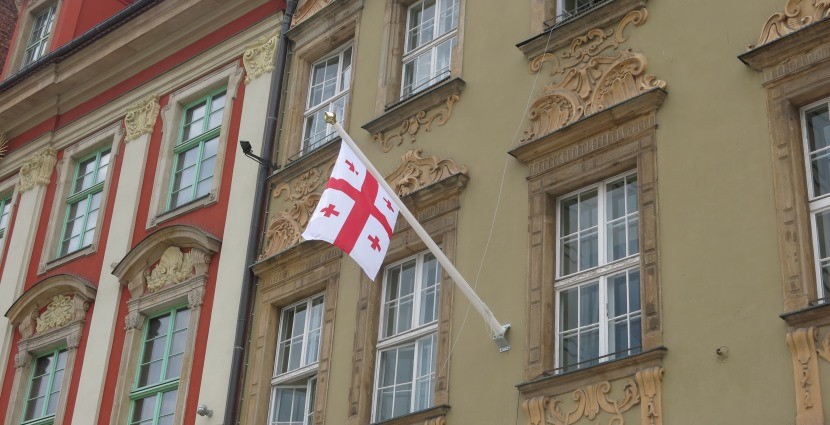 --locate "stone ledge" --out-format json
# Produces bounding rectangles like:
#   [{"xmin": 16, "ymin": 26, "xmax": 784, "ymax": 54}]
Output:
[
  {"xmin": 372, "ymin": 404, "xmax": 449, "ymax": 425},
  {"xmin": 516, "ymin": 0, "xmax": 647, "ymax": 60},
  {"xmin": 739, "ymin": 17, "xmax": 830, "ymax": 76},
  {"xmin": 362, "ymin": 78, "xmax": 465, "ymax": 137},
  {"xmin": 781, "ymin": 301, "xmax": 830, "ymax": 328}
]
